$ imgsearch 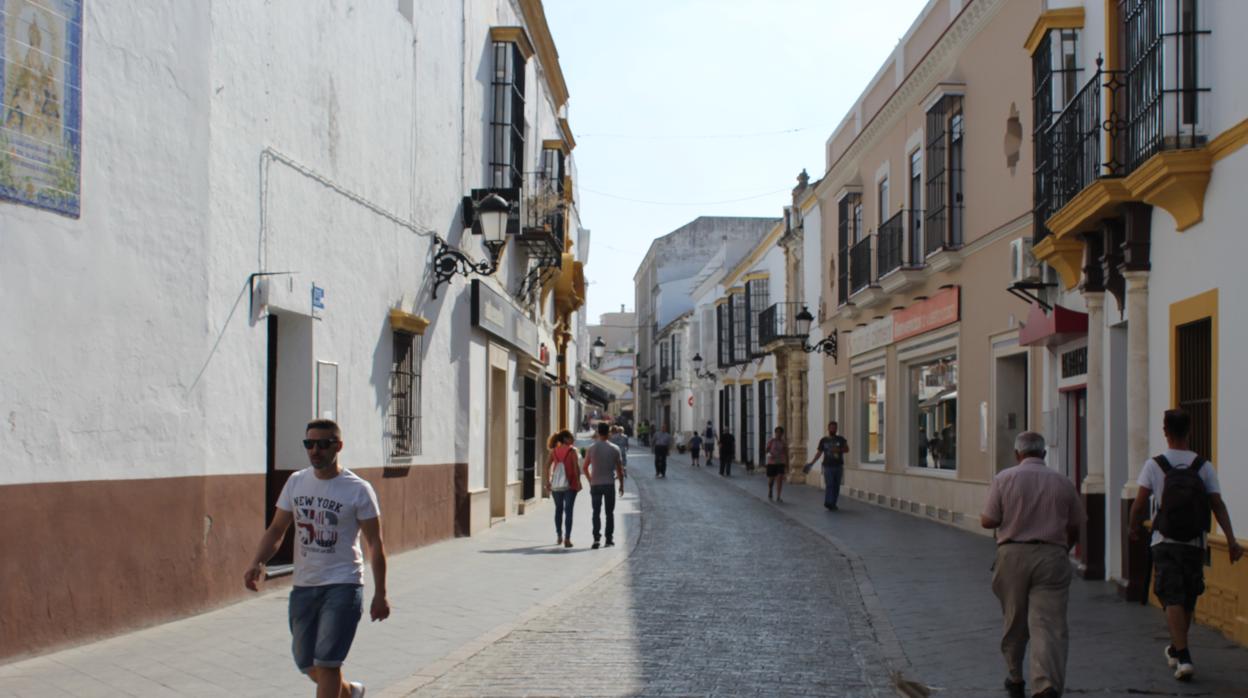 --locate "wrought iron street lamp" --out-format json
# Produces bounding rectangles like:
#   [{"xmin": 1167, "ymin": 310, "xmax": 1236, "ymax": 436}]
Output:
[
  {"xmin": 794, "ymin": 306, "xmax": 838, "ymax": 362},
  {"xmin": 691, "ymin": 353, "xmax": 716, "ymax": 379},
  {"xmin": 431, "ymin": 192, "xmax": 512, "ymax": 299}
]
